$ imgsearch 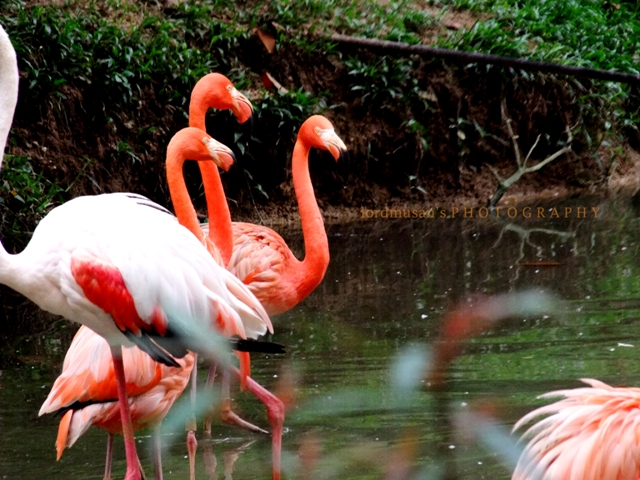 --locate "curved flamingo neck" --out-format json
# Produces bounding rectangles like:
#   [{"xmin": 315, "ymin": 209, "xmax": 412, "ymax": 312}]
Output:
[
  {"xmin": 0, "ymin": 26, "xmax": 19, "ymax": 168},
  {"xmin": 188, "ymin": 101, "xmax": 207, "ymax": 131},
  {"xmin": 188, "ymin": 107, "xmax": 233, "ymax": 266},
  {"xmin": 291, "ymin": 140, "xmax": 329, "ymax": 298},
  {"xmin": 166, "ymin": 148, "xmax": 205, "ymax": 242},
  {"xmin": 199, "ymin": 162, "xmax": 233, "ymax": 265}
]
